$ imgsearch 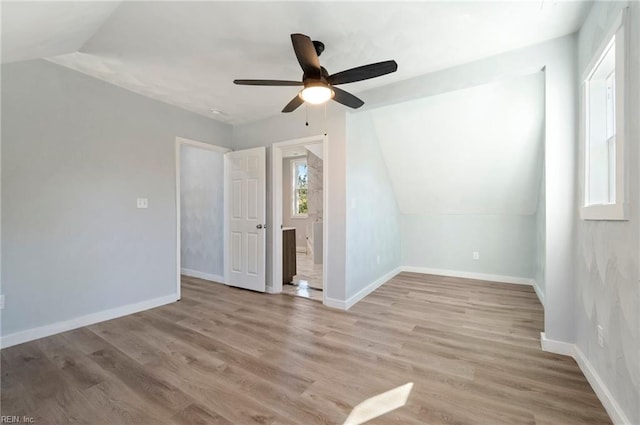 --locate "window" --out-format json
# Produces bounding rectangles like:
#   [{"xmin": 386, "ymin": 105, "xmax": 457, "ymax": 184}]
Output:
[
  {"xmin": 586, "ymin": 41, "xmax": 616, "ymax": 205},
  {"xmin": 291, "ymin": 158, "xmax": 308, "ymax": 217},
  {"xmin": 581, "ymin": 10, "xmax": 627, "ymax": 220}
]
